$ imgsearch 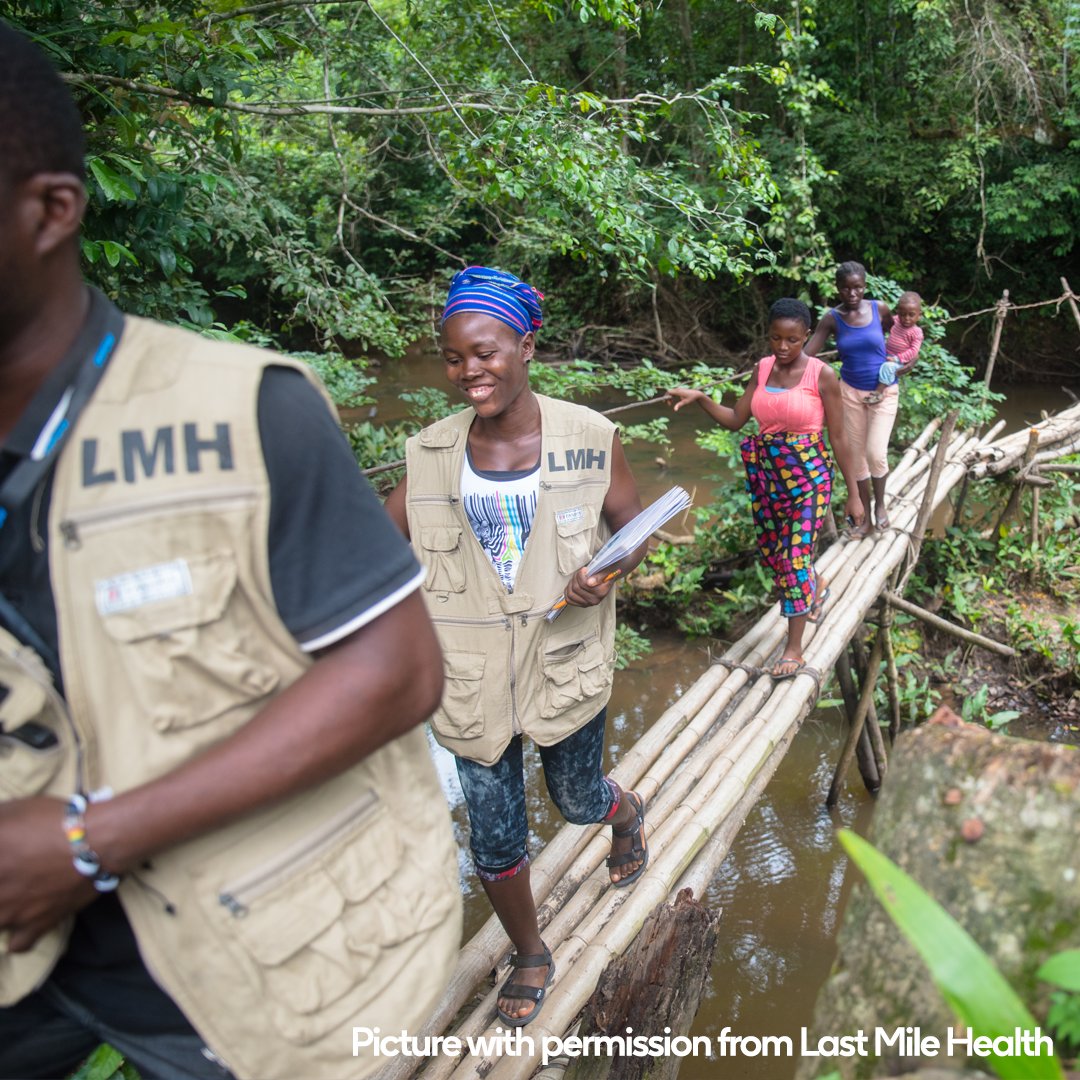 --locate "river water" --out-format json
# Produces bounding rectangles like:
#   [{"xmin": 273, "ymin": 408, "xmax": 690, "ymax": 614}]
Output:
[{"xmin": 365, "ymin": 346, "xmax": 1074, "ymax": 1078}]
